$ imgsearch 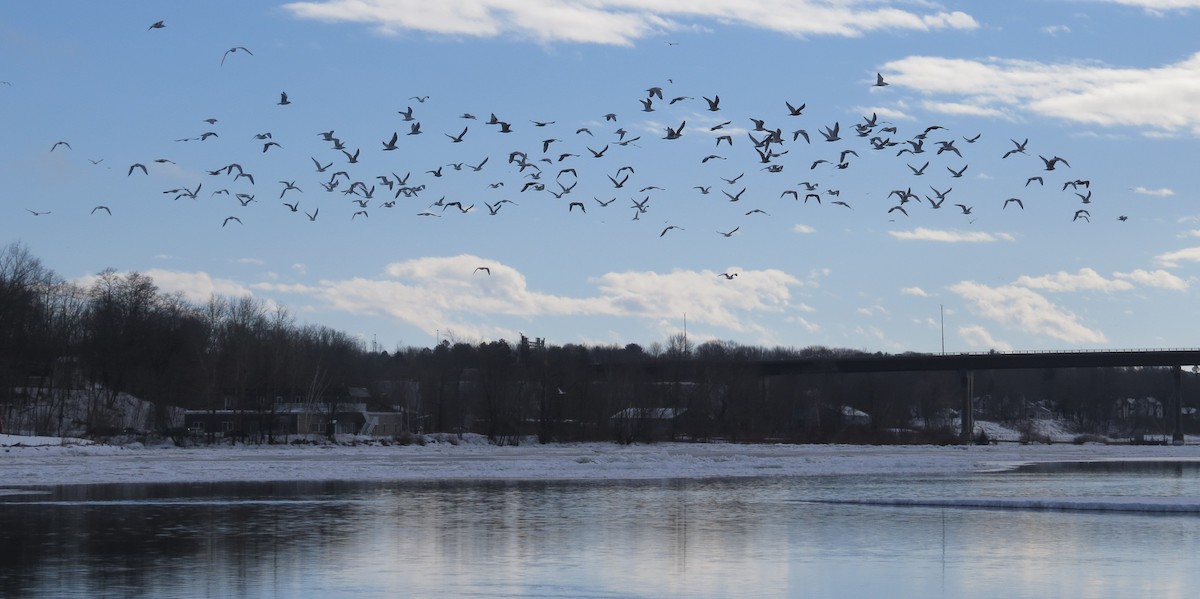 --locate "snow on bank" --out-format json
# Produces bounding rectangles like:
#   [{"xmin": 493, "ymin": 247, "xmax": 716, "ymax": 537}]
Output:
[{"xmin": 3, "ymin": 434, "xmax": 1200, "ymax": 488}]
